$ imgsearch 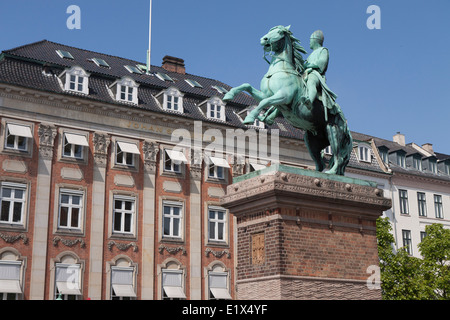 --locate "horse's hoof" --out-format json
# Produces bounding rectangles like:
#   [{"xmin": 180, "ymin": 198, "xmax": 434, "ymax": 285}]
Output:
[
  {"xmin": 243, "ymin": 116, "xmax": 256, "ymax": 124},
  {"xmin": 223, "ymin": 92, "xmax": 234, "ymax": 101}
]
